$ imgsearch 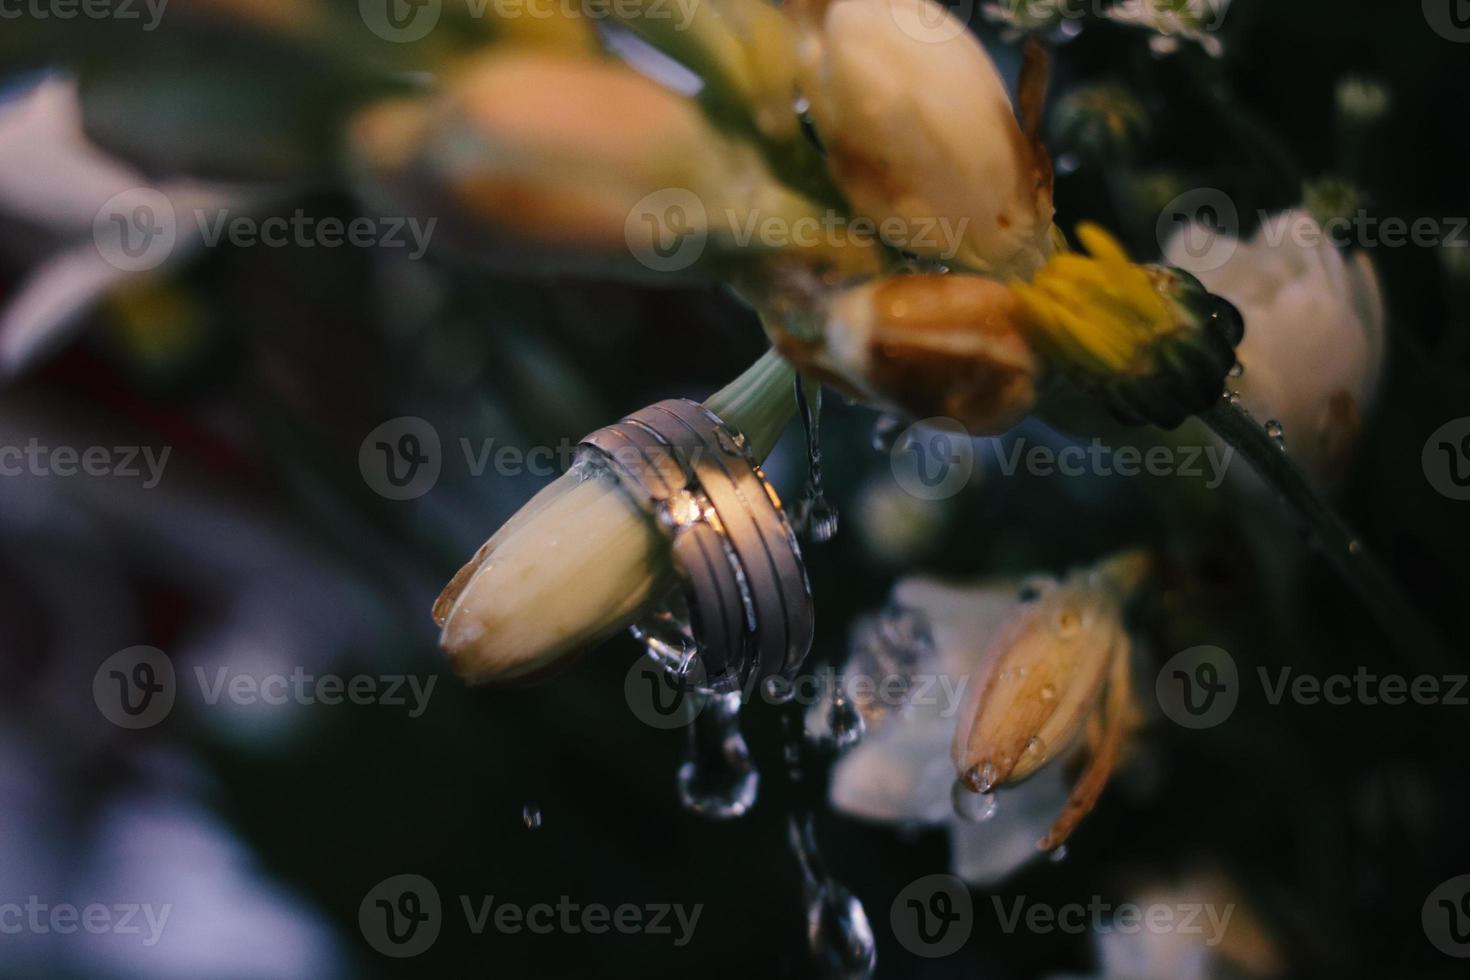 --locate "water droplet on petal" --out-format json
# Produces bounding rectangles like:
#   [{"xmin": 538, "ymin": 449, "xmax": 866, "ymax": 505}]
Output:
[
  {"xmin": 1049, "ymin": 843, "xmax": 1070, "ymax": 863},
  {"xmin": 951, "ymin": 780, "xmax": 999, "ymax": 823},
  {"xmin": 1265, "ymin": 419, "xmax": 1286, "ymax": 448},
  {"xmin": 965, "ymin": 760, "xmax": 998, "ymax": 794},
  {"xmin": 1227, "ymin": 362, "xmax": 1244, "ymax": 379}
]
